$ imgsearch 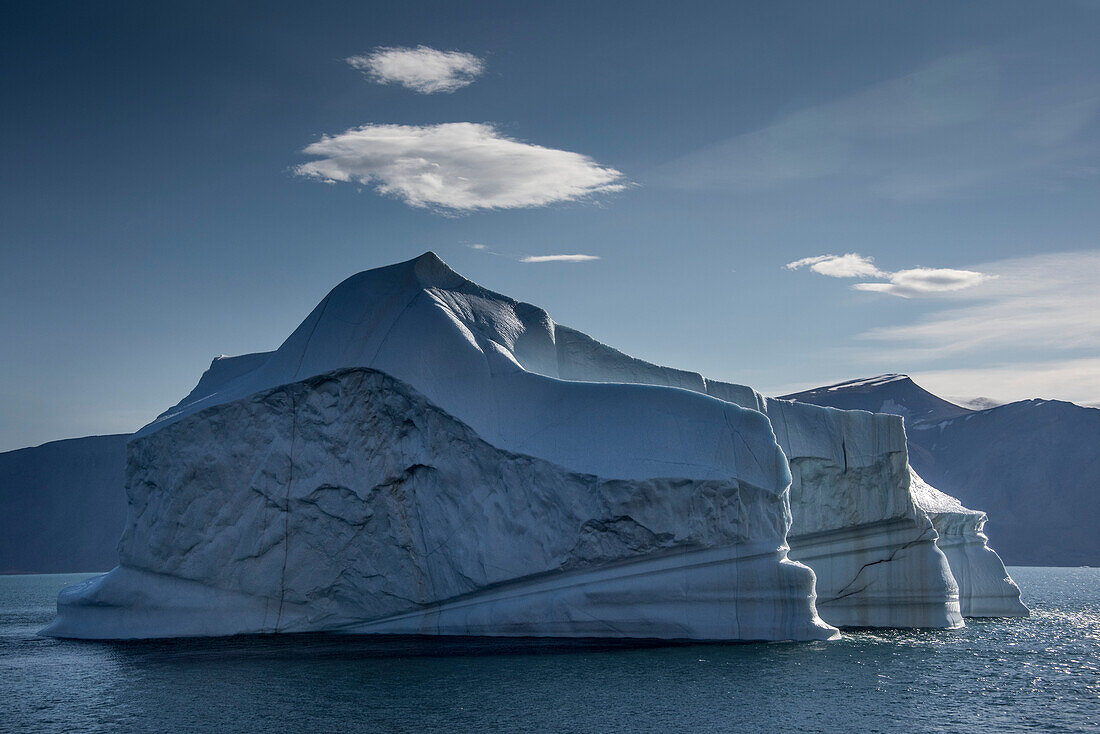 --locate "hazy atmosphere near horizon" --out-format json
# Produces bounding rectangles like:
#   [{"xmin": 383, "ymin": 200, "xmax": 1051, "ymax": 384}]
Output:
[{"xmin": 2, "ymin": 0, "xmax": 1100, "ymax": 451}]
